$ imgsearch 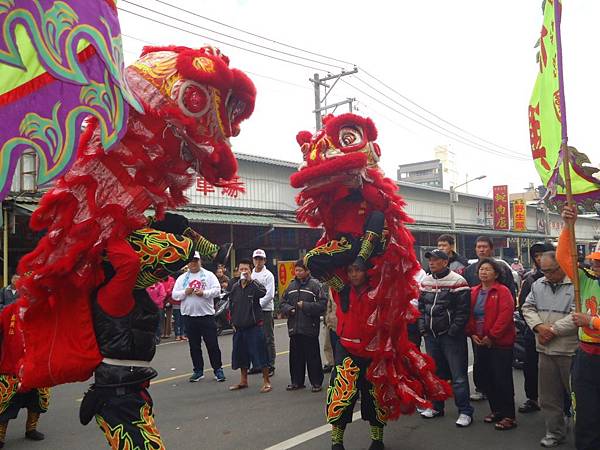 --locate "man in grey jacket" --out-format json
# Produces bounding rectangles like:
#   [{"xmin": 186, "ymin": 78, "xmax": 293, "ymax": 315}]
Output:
[
  {"xmin": 522, "ymin": 251, "xmax": 577, "ymax": 448},
  {"xmin": 0, "ymin": 275, "xmax": 19, "ymax": 310}
]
